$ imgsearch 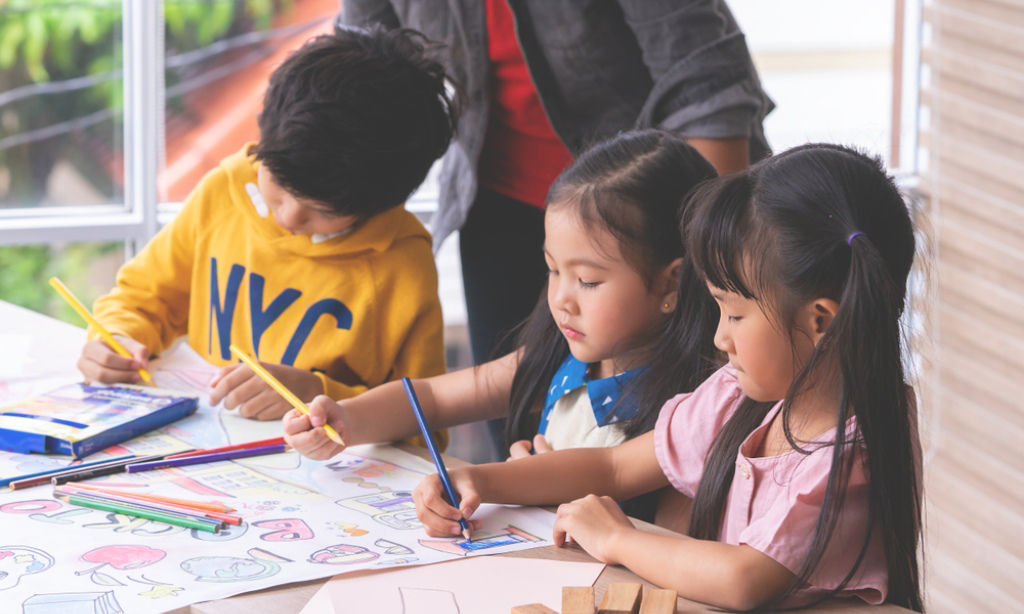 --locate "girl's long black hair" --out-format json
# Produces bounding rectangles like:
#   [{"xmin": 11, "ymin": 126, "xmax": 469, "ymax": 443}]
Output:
[
  {"xmin": 506, "ymin": 129, "xmax": 721, "ymax": 447},
  {"xmin": 684, "ymin": 144, "xmax": 923, "ymax": 610}
]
